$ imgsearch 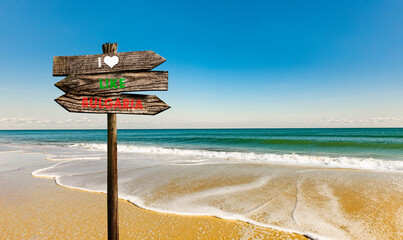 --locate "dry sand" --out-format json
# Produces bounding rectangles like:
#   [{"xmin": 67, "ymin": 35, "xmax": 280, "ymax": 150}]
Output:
[{"xmin": 0, "ymin": 152, "xmax": 307, "ymax": 240}]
